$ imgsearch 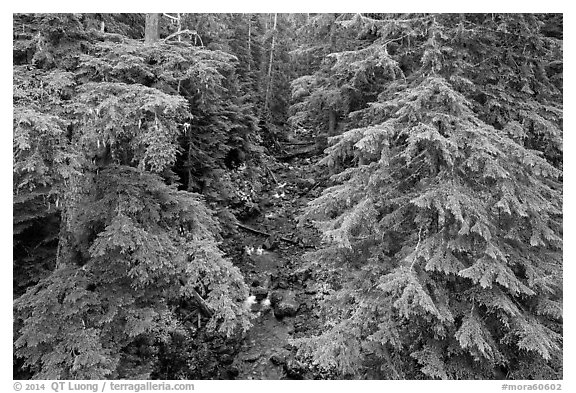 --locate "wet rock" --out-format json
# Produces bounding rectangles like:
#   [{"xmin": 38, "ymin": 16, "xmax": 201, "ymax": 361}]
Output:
[
  {"xmin": 269, "ymin": 291, "xmax": 284, "ymax": 306},
  {"xmin": 295, "ymin": 177, "xmax": 316, "ymax": 188},
  {"xmin": 290, "ymin": 267, "xmax": 312, "ymax": 284},
  {"xmin": 284, "ymin": 358, "xmax": 306, "ymax": 379},
  {"xmin": 252, "ymin": 286, "xmax": 268, "ymax": 301},
  {"xmin": 246, "ymin": 203, "xmax": 261, "ymax": 217},
  {"xmin": 270, "ymin": 354, "xmax": 284, "ymax": 365},
  {"xmin": 304, "ymin": 283, "xmax": 317, "ymax": 295},
  {"xmin": 270, "ymin": 349, "xmax": 290, "ymax": 366},
  {"xmin": 226, "ymin": 366, "xmax": 239, "ymax": 378},
  {"xmin": 219, "ymin": 354, "xmax": 234, "ymax": 365},
  {"xmin": 297, "ymin": 300, "xmax": 309, "ymax": 311},
  {"xmin": 214, "ymin": 344, "xmax": 235, "ymax": 355},
  {"xmin": 243, "ymin": 352, "xmax": 261, "ymax": 362},
  {"xmin": 275, "ymin": 280, "xmax": 289, "ymax": 289},
  {"xmin": 274, "ymin": 300, "xmax": 299, "ymax": 319},
  {"xmin": 304, "ymin": 178, "xmax": 316, "ymax": 187},
  {"xmin": 263, "ymin": 235, "xmax": 279, "ymax": 250},
  {"xmin": 294, "ymin": 320, "xmax": 306, "ymax": 333}
]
